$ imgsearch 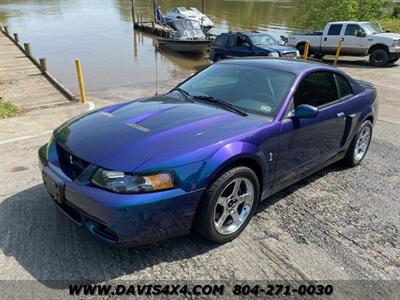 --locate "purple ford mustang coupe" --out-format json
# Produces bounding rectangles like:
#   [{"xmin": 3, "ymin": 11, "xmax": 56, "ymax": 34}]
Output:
[{"xmin": 39, "ymin": 58, "xmax": 377, "ymax": 246}]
